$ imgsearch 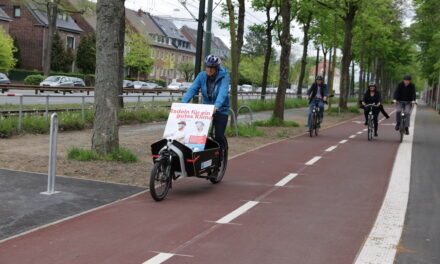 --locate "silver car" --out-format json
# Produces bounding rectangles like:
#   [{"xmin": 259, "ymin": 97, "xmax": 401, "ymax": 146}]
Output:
[{"xmin": 40, "ymin": 76, "xmax": 74, "ymax": 87}]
